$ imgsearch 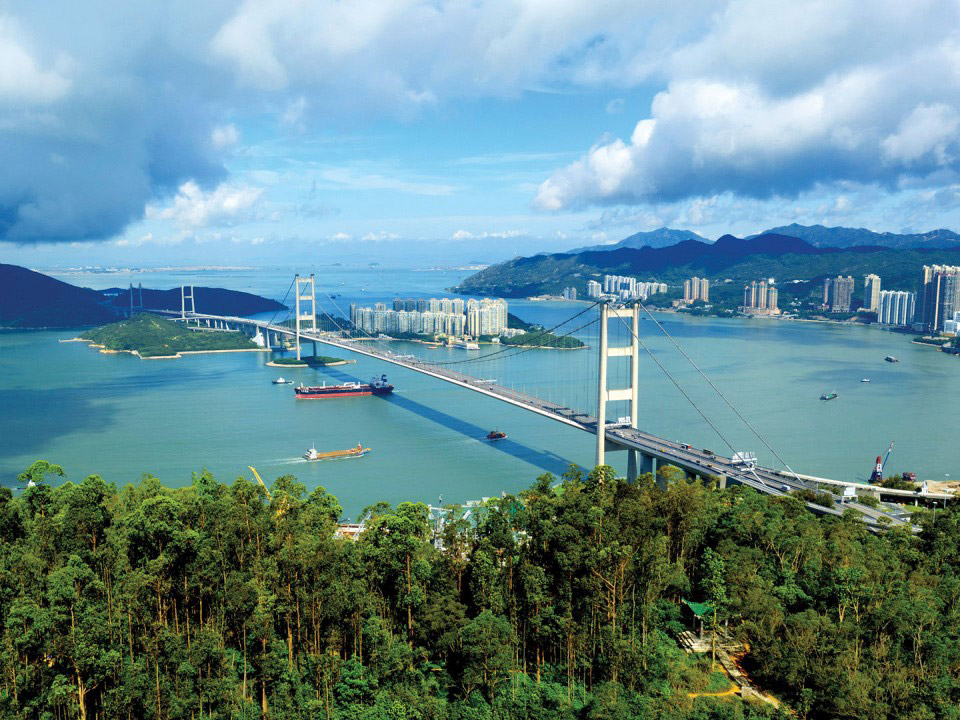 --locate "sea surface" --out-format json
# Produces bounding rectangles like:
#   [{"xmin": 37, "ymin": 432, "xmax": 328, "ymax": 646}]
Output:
[{"xmin": 1, "ymin": 266, "xmax": 957, "ymax": 517}]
